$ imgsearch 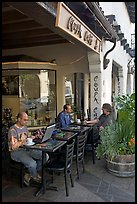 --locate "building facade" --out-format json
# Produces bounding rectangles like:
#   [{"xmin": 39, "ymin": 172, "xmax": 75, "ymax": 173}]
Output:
[{"xmin": 2, "ymin": 2, "xmax": 135, "ymax": 127}]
